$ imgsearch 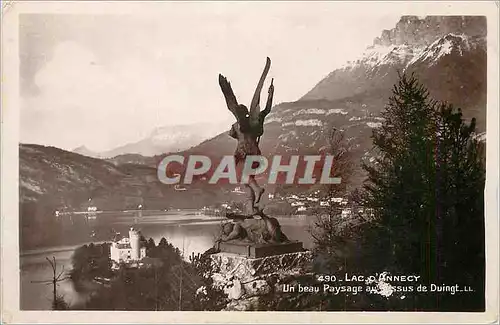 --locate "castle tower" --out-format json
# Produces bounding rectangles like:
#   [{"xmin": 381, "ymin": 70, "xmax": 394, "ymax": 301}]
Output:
[{"xmin": 128, "ymin": 227, "xmax": 141, "ymax": 260}]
